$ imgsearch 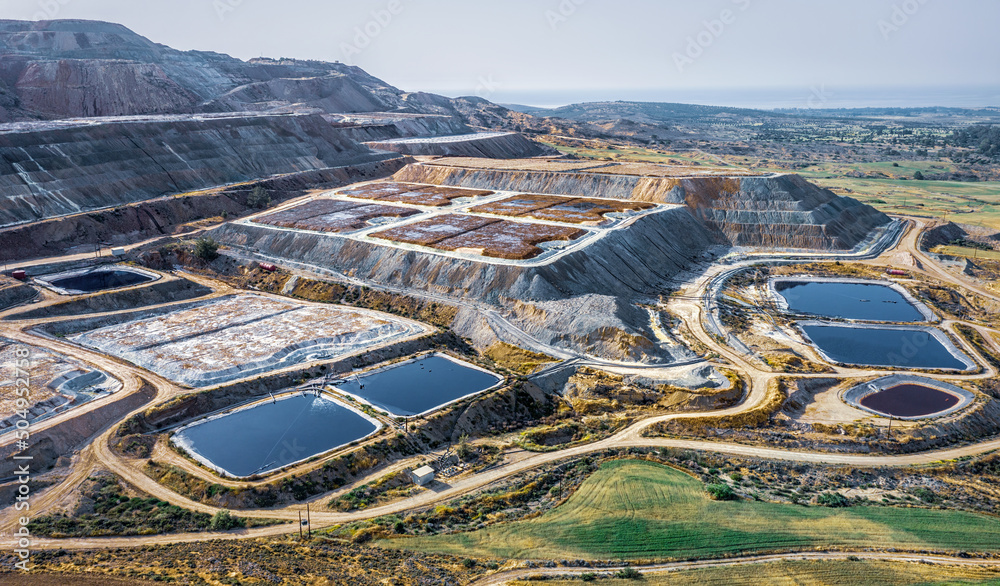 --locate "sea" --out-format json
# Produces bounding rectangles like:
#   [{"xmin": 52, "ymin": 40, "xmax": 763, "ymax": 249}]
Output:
[{"xmin": 489, "ymin": 85, "xmax": 1000, "ymax": 111}]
